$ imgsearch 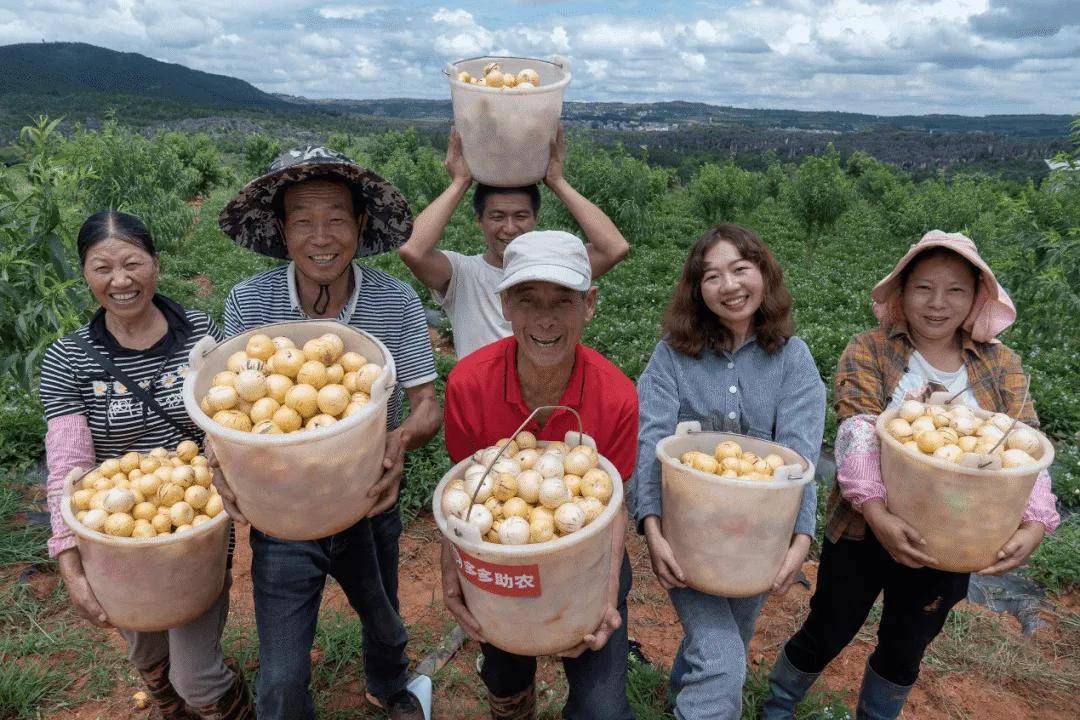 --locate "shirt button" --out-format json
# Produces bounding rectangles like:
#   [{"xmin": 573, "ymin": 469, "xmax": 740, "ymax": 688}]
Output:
[
  {"xmin": 729, "ymin": 385, "xmax": 737, "ymax": 394},
  {"xmin": 728, "ymin": 411, "xmax": 737, "ymax": 420},
  {"xmin": 727, "ymin": 362, "xmax": 734, "ymax": 369}
]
